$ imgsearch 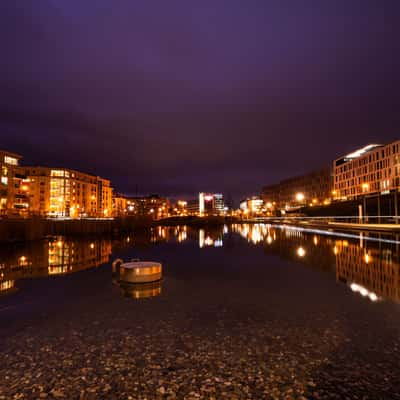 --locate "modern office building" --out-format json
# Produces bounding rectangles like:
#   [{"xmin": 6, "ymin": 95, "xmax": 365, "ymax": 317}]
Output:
[
  {"xmin": 24, "ymin": 166, "xmax": 113, "ymax": 218},
  {"xmin": 262, "ymin": 167, "xmax": 332, "ymax": 211},
  {"xmin": 239, "ymin": 196, "xmax": 264, "ymax": 215},
  {"xmin": 333, "ymin": 141, "xmax": 400, "ymax": 200},
  {"xmin": 199, "ymin": 192, "xmax": 225, "ymax": 216}
]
